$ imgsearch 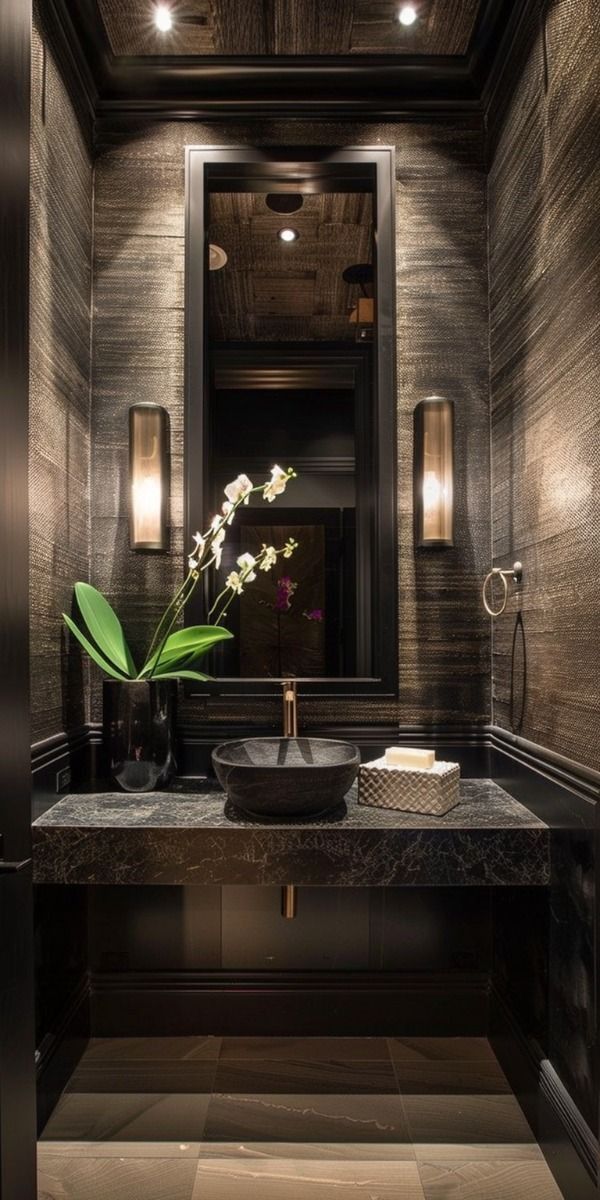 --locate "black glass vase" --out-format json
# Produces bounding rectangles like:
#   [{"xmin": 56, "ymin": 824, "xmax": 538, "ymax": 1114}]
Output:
[{"xmin": 103, "ymin": 680, "xmax": 178, "ymax": 792}]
